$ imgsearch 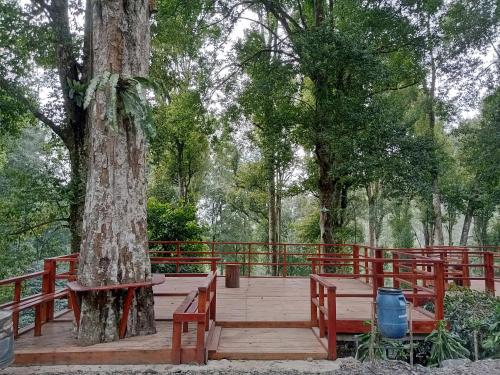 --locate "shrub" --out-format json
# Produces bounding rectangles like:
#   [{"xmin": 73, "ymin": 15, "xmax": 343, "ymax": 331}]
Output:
[
  {"xmin": 425, "ymin": 320, "xmax": 470, "ymax": 366},
  {"xmin": 443, "ymin": 286, "xmax": 500, "ymax": 359}
]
